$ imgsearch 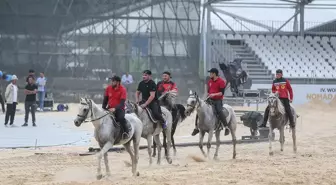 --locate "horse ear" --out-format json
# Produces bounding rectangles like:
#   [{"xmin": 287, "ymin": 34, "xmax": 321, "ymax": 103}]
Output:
[
  {"xmin": 274, "ymin": 92, "xmax": 279, "ymax": 97},
  {"xmin": 189, "ymin": 89, "xmax": 193, "ymax": 95},
  {"xmin": 79, "ymin": 97, "xmax": 84, "ymax": 103}
]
